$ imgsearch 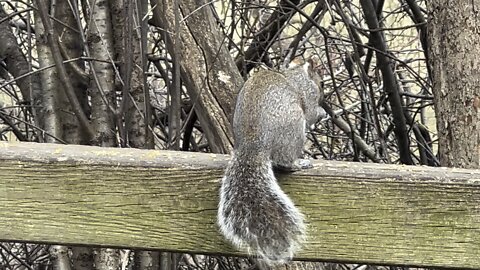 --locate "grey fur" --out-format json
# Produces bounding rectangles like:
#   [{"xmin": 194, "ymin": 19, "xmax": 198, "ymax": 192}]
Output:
[{"xmin": 218, "ymin": 64, "xmax": 324, "ymax": 265}]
